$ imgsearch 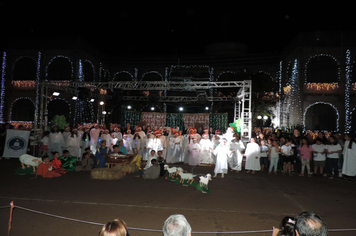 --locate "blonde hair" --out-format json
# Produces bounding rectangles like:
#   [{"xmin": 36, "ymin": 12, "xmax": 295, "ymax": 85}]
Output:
[{"xmin": 99, "ymin": 219, "xmax": 127, "ymax": 236}]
